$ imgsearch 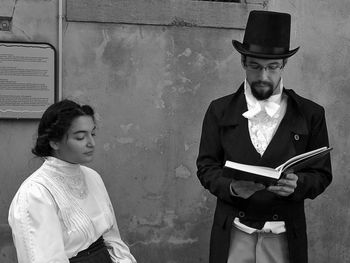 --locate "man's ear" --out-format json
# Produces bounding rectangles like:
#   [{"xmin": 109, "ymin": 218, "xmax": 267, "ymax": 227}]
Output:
[
  {"xmin": 241, "ymin": 55, "xmax": 246, "ymax": 68},
  {"xmin": 49, "ymin": 140, "xmax": 59, "ymax": 151}
]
